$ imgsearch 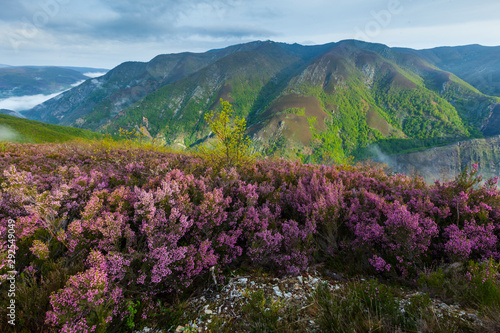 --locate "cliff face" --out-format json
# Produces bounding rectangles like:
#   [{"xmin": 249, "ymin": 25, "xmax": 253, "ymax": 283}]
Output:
[{"xmin": 376, "ymin": 136, "xmax": 500, "ymax": 183}]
